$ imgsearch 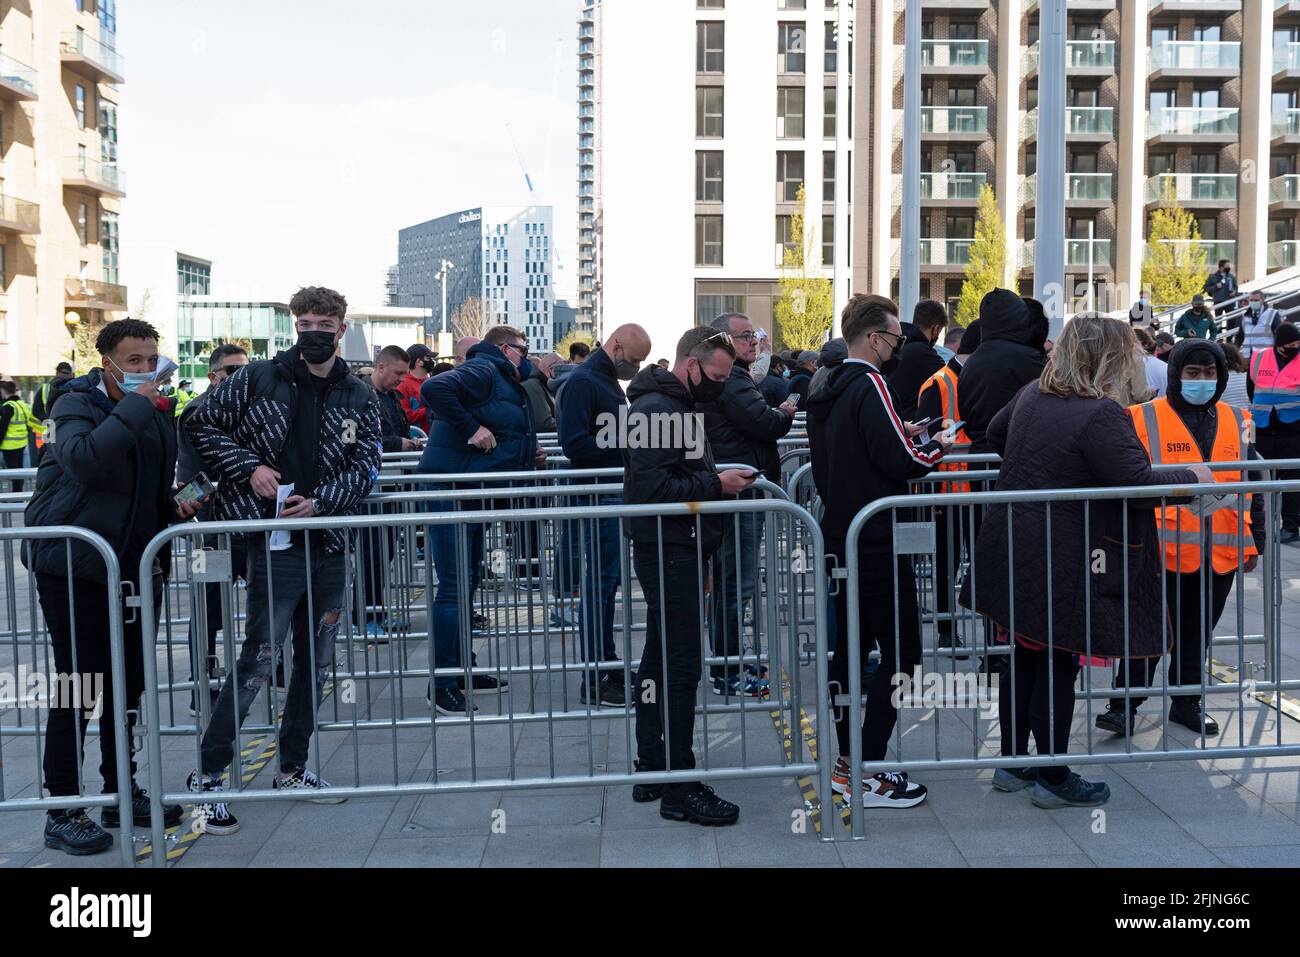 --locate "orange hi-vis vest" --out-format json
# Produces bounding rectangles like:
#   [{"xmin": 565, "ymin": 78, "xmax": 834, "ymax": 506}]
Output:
[
  {"xmin": 1127, "ymin": 397, "xmax": 1257, "ymax": 575},
  {"xmin": 918, "ymin": 365, "xmax": 971, "ymax": 493}
]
